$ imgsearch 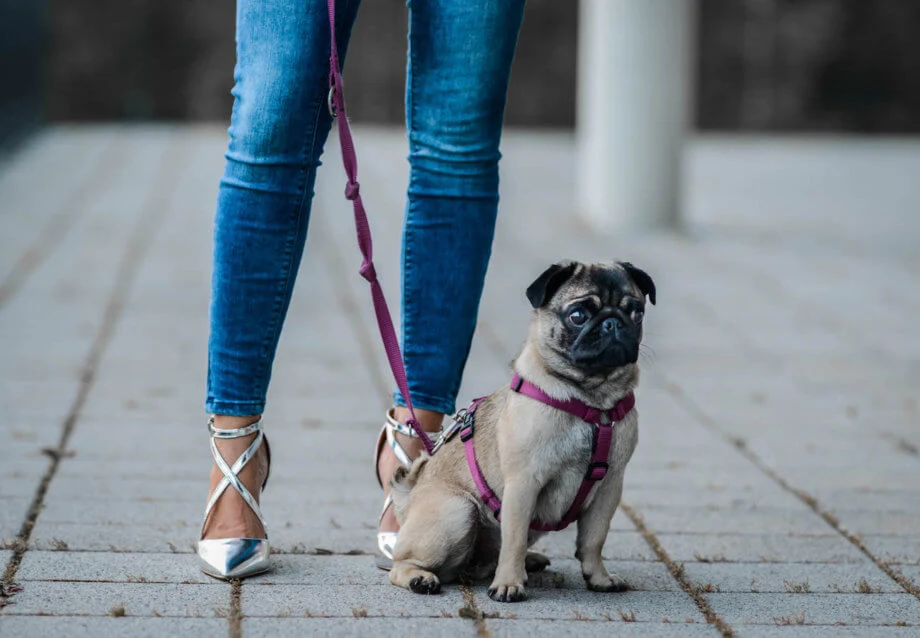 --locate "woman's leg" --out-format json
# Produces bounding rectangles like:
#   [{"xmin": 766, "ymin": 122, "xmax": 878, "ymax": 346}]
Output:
[
  {"xmin": 381, "ymin": 0, "xmax": 527, "ymax": 532},
  {"xmin": 204, "ymin": 0, "xmax": 361, "ymax": 541}
]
